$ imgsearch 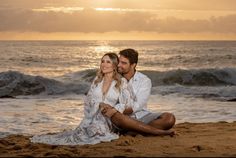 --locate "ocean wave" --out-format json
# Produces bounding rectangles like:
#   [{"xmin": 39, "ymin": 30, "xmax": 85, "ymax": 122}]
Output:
[
  {"xmin": 152, "ymin": 85, "xmax": 236, "ymax": 101},
  {"xmin": 1, "ymin": 68, "xmax": 236, "ymax": 97},
  {"xmin": 142, "ymin": 68, "xmax": 236, "ymax": 86},
  {"xmin": 75, "ymin": 68, "xmax": 236, "ymax": 100},
  {"xmin": 73, "ymin": 67, "xmax": 236, "ymax": 86},
  {"xmin": 0, "ymin": 71, "xmax": 90, "ymax": 98},
  {"xmin": 63, "ymin": 68, "xmax": 236, "ymax": 101},
  {"xmin": 59, "ymin": 69, "xmax": 97, "ymax": 83}
]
